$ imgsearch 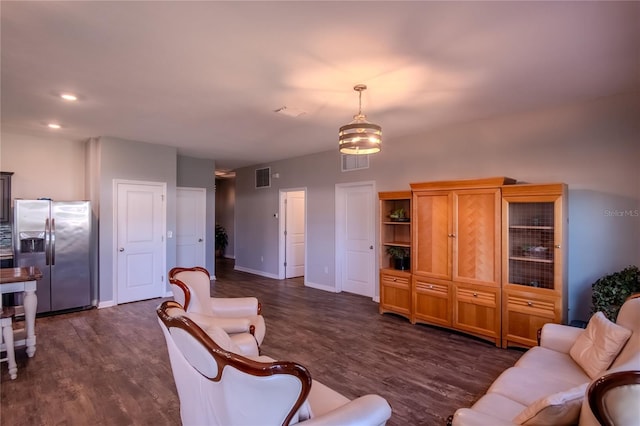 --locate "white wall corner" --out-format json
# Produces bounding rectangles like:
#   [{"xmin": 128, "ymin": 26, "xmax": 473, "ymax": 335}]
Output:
[
  {"xmin": 233, "ymin": 265, "xmax": 280, "ymax": 280},
  {"xmin": 97, "ymin": 300, "xmax": 116, "ymax": 309},
  {"xmin": 304, "ymin": 281, "xmax": 339, "ymax": 293}
]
